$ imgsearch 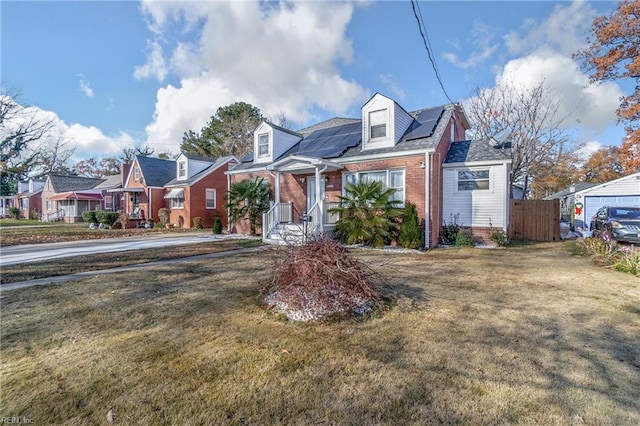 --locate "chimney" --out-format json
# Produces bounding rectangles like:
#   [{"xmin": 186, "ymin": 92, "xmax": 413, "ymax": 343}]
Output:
[{"xmin": 121, "ymin": 161, "xmax": 132, "ymax": 186}]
